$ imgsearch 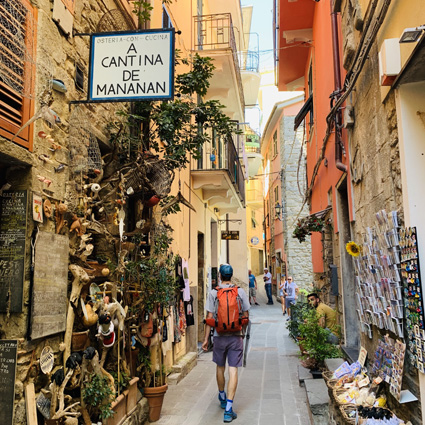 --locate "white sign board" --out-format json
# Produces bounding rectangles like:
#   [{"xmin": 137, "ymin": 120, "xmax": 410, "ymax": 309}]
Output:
[{"xmin": 89, "ymin": 29, "xmax": 175, "ymax": 102}]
